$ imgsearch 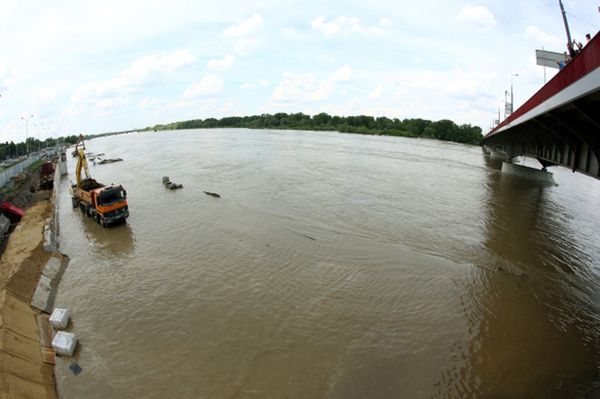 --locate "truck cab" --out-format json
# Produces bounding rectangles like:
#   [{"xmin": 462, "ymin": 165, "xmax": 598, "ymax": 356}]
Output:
[{"xmin": 91, "ymin": 185, "xmax": 129, "ymax": 226}]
